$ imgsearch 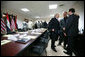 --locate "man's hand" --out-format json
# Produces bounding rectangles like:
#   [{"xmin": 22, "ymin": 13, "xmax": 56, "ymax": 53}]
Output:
[
  {"xmin": 52, "ymin": 29, "xmax": 54, "ymax": 31},
  {"xmin": 64, "ymin": 33, "xmax": 67, "ymax": 36},
  {"xmin": 63, "ymin": 27, "xmax": 65, "ymax": 31}
]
